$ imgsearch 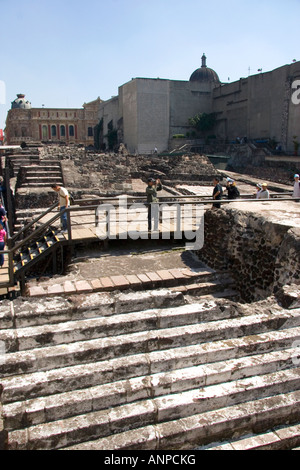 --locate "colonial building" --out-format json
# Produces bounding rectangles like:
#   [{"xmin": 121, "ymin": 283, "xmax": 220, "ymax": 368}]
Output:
[
  {"xmin": 5, "ymin": 94, "xmax": 102, "ymax": 146},
  {"xmin": 213, "ymin": 61, "xmax": 300, "ymax": 152},
  {"xmin": 98, "ymin": 55, "xmax": 300, "ymax": 154},
  {"xmin": 98, "ymin": 54, "xmax": 221, "ymax": 154}
]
